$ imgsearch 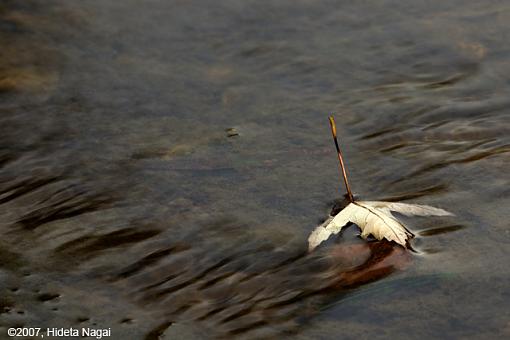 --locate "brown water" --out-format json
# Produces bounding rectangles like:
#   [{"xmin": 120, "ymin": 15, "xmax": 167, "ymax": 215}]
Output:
[{"xmin": 1, "ymin": 1, "xmax": 509, "ymax": 339}]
